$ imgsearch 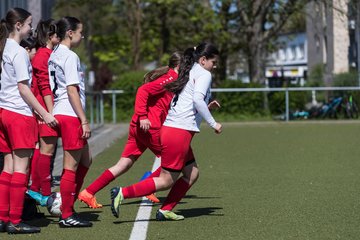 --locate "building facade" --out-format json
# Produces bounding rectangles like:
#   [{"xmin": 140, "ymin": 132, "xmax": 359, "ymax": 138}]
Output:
[
  {"xmin": 266, "ymin": 33, "xmax": 308, "ymax": 87},
  {"xmin": 306, "ymin": 0, "xmax": 349, "ymax": 86}
]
